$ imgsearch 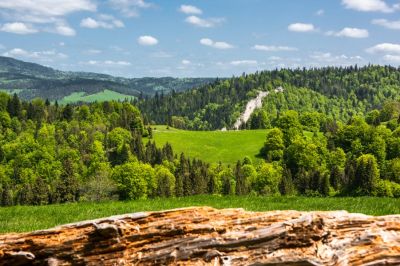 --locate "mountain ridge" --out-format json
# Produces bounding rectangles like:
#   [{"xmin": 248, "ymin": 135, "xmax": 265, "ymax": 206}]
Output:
[{"xmin": 0, "ymin": 56, "xmax": 216, "ymax": 101}]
